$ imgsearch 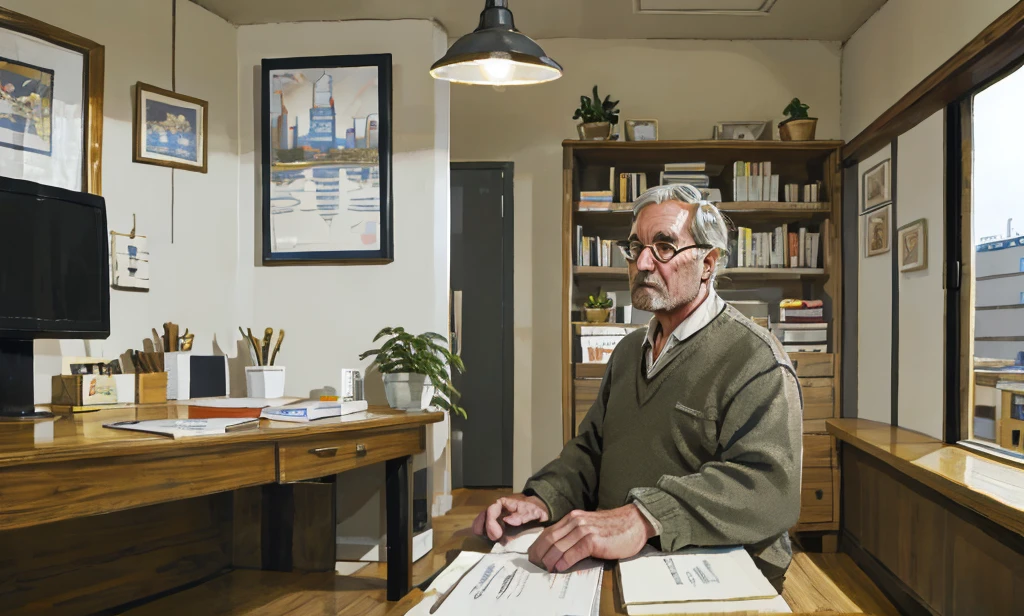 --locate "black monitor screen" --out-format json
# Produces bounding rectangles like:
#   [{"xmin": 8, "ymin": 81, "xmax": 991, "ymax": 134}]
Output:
[{"xmin": 0, "ymin": 178, "xmax": 109, "ymax": 339}]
